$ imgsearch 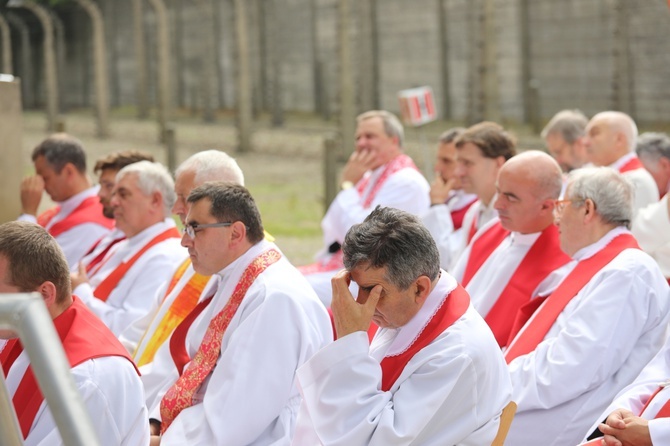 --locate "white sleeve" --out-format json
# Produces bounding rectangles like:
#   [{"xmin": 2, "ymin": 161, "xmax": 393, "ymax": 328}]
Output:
[
  {"xmin": 649, "ymin": 418, "xmax": 670, "ymax": 445},
  {"xmin": 322, "ymin": 171, "xmax": 429, "ymax": 243},
  {"xmin": 633, "ymin": 196, "xmax": 670, "ymax": 254},
  {"xmin": 509, "ymin": 268, "xmax": 664, "ymax": 412},
  {"xmin": 118, "ymin": 281, "xmax": 169, "ymax": 354},
  {"xmin": 421, "ymin": 204, "xmax": 463, "ymax": 271}
]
